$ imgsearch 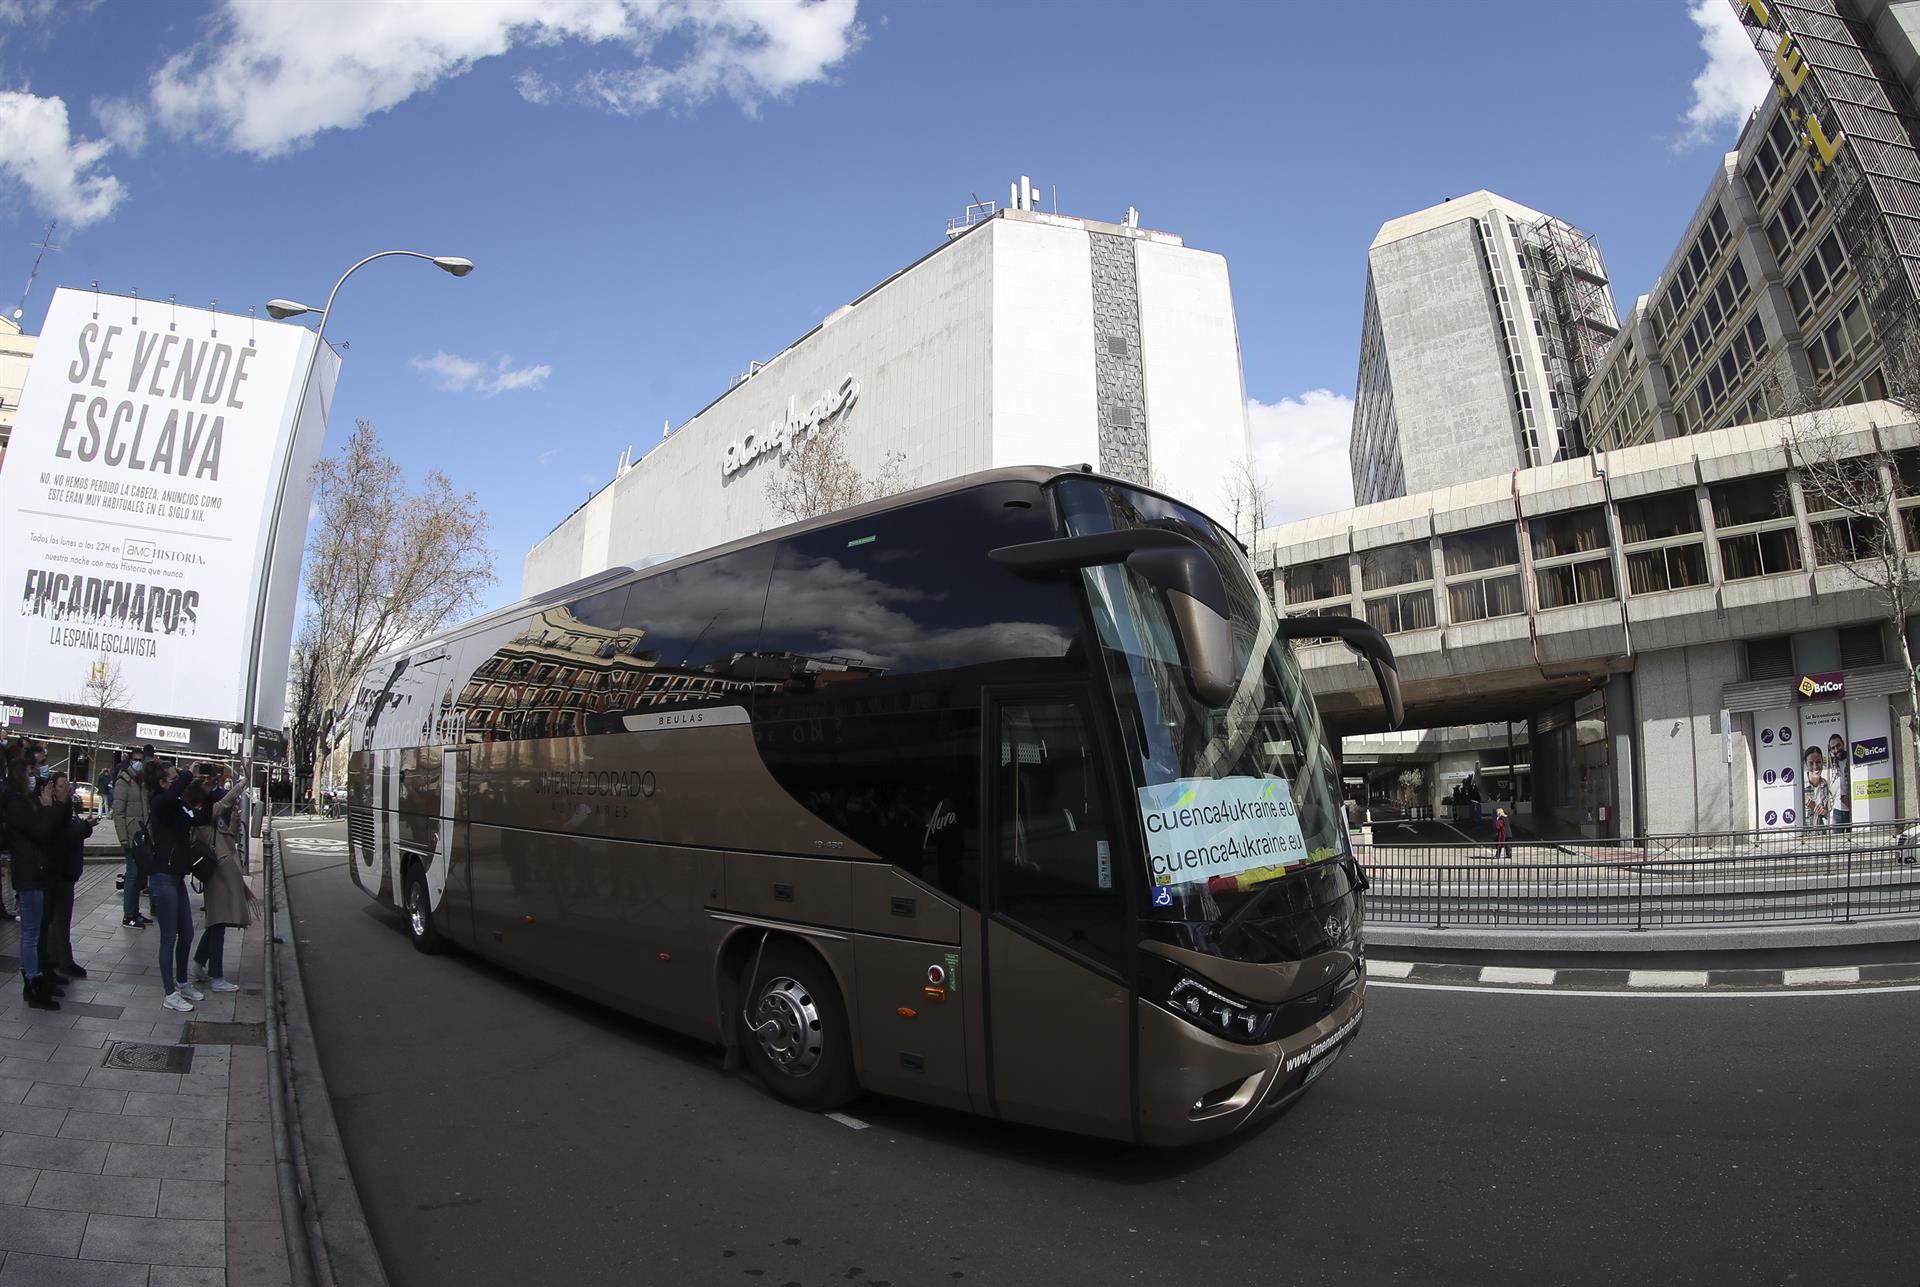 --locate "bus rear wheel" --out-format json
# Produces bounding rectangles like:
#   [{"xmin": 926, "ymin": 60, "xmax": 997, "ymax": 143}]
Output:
[
  {"xmin": 737, "ymin": 942, "xmax": 856, "ymax": 1111},
  {"xmin": 403, "ymin": 863, "xmax": 446, "ymax": 955}
]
